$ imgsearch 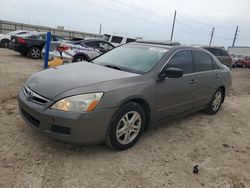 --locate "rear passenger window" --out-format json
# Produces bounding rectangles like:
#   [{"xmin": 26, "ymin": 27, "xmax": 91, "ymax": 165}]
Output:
[
  {"xmin": 193, "ymin": 51, "xmax": 213, "ymax": 72},
  {"xmin": 165, "ymin": 50, "xmax": 194, "ymax": 74}
]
